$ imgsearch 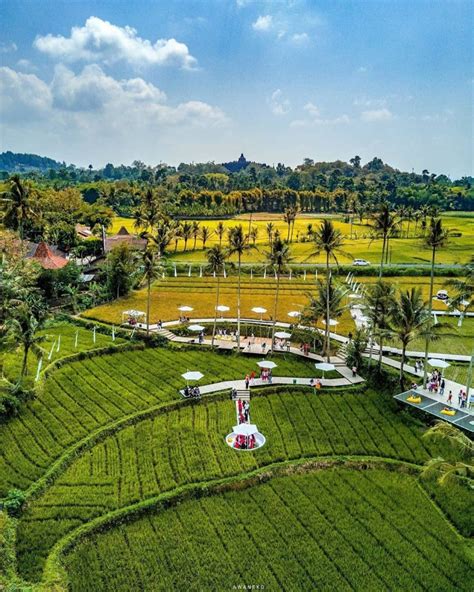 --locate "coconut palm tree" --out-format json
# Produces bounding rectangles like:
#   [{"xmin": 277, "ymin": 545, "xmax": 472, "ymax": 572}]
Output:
[
  {"xmin": 200, "ymin": 226, "xmax": 212, "ymax": 249},
  {"xmin": 283, "ymin": 206, "xmax": 298, "ymax": 242},
  {"xmin": 370, "ymin": 202, "xmax": 399, "ymax": 278},
  {"xmin": 364, "ymin": 280, "xmax": 396, "ymax": 370},
  {"xmin": 5, "ymin": 294, "xmax": 47, "ymax": 386},
  {"xmin": 216, "ymin": 221, "xmax": 225, "ymax": 246},
  {"xmin": 249, "ymin": 227, "xmax": 258, "ymax": 246},
  {"xmin": 389, "ymin": 287, "xmax": 435, "ymax": 388},
  {"xmin": 227, "ymin": 225, "xmax": 246, "ymax": 349},
  {"xmin": 133, "ymin": 187, "xmax": 160, "ymax": 232},
  {"xmin": 421, "ymin": 422, "xmax": 473, "ymax": 485},
  {"xmin": 266, "ymin": 222, "xmax": 275, "ymax": 248},
  {"xmin": 181, "ymin": 222, "xmax": 193, "ymax": 251},
  {"xmin": 422, "ymin": 217, "xmax": 450, "ymax": 387},
  {"xmin": 303, "ymin": 278, "xmax": 348, "ymax": 359},
  {"xmin": 266, "ymin": 237, "xmax": 292, "ymax": 352},
  {"xmin": 311, "ymin": 220, "xmax": 346, "ymax": 360},
  {"xmin": 1, "ymin": 175, "xmax": 35, "ymax": 244},
  {"xmin": 147, "ymin": 217, "xmax": 178, "ymax": 258},
  {"xmin": 138, "ymin": 245, "xmax": 162, "ymax": 336},
  {"xmin": 206, "ymin": 245, "xmax": 227, "ymax": 348},
  {"xmin": 192, "ymin": 221, "xmax": 200, "ymax": 250}
]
